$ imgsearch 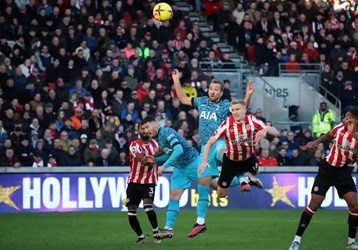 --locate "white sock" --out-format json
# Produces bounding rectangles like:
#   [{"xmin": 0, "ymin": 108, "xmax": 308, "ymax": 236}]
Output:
[
  {"xmin": 239, "ymin": 175, "xmax": 248, "ymax": 184},
  {"xmin": 348, "ymin": 237, "xmax": 356, "ymax": 244},
  {"xmin": 164, "ymin": 226, "xmax": 173, "ymax": 230},
  {"xmin": 293, "ymin": 235, "xmax": 301, "ymax": 243},
  {"xmin": 153, "ymin": 227, "xmax": 159, "ymax": 232},
  {"xmin": 196, "ymin": 217, "xmax": 205, "ymax": 225},
  {"xmin": 139, "ymin": 234, "xmax": 144, "ymax": 238}
]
